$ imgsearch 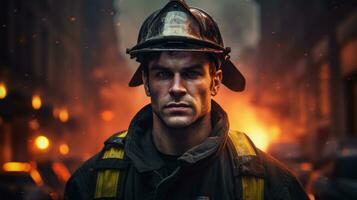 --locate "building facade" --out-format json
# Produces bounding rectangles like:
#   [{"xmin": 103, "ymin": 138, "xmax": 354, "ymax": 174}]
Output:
[{"xmin": 255, "ymin": 0, "xmax": 357, "ymax": 163}]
